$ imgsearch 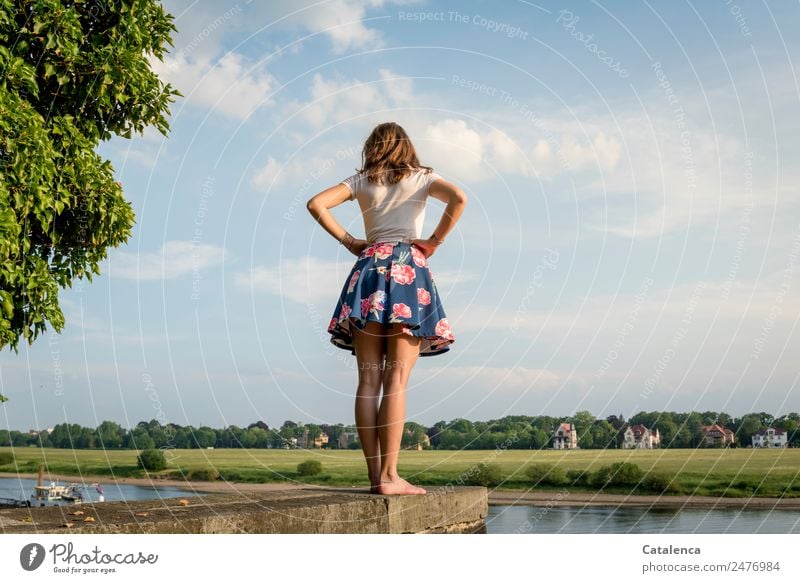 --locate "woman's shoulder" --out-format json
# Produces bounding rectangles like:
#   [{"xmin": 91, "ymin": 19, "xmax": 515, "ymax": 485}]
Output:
[{"xmin": 407, "ymin": 167, "xmax": 439, "ymax": 179}]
